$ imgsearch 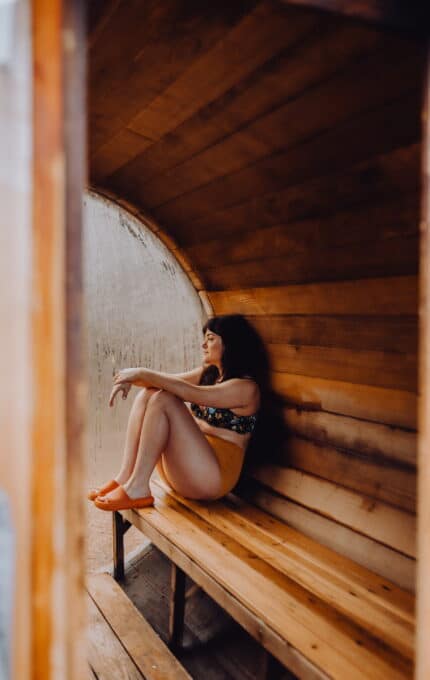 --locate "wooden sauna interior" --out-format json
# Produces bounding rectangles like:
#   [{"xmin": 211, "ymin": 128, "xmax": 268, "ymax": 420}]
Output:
[{"xmin": 88, "ymin": 1, "xmax": 427, "ymax": 592}]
